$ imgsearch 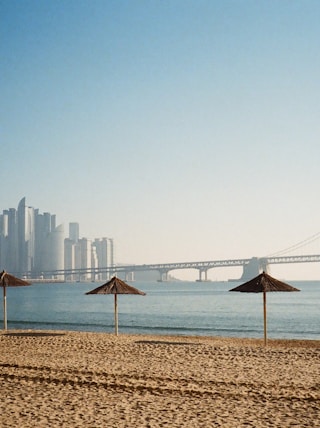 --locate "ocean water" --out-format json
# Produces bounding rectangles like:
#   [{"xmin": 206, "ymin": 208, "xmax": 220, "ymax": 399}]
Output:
[{"xmin": 2, "ymin": 280, "xmax": 319, "ymax": 340}]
